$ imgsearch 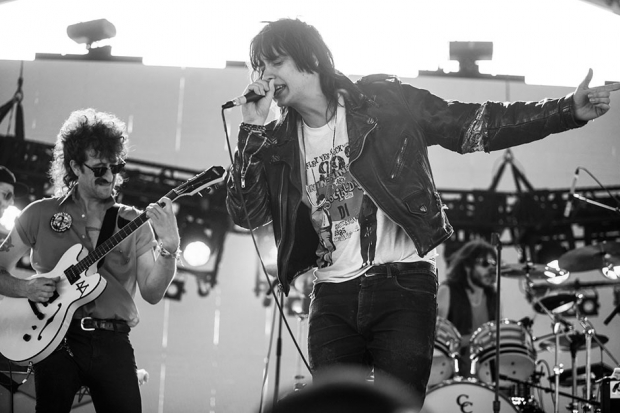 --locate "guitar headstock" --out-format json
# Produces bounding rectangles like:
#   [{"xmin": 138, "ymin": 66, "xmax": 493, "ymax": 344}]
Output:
[{"xmin": 173, "ymin": 166, "xmax": 227, "ymax": 200}]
